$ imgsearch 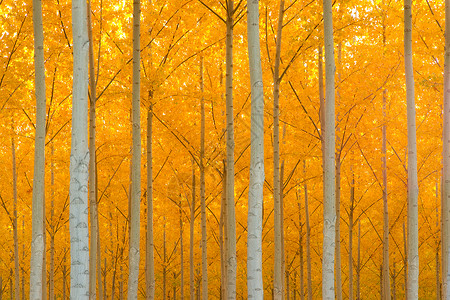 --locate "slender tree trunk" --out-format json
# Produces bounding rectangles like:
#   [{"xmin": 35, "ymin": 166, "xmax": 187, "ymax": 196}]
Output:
[
  {"xmin": 437, "ymin": 179, "xmax": 441, "ymax": 300},
  {"xmin": 443, "ymin": 0, "xmax": 450, "ymax": 298},
  {"xmin": 404, "ymin": 1, "xmax": 419, "ymax": 298},
  {"xmin": 225, "ymin": 1, "xmax": 237, "ymax": 298},
  {"xmin": 11, "ymin": 131, "xmax": 20, "ymax": 300},
  {"xmin": 147, "ymin": 104, "xmax": 155, "ymax": 300},
  {"xmin": 247, "ymin": 0, "xmax": 265, "ymax": 297},
  {"xmin": 348, "ymin": 172, "xmax": 355, "ymax": 300},
  {"xmin": 30, "ymin": 0, "xmax": 46, "ymax": 298},
  {"xmin": 49, "ymin": 143, "xmax": 55, "ymax": 300},
  {"xmin": 323, "ymin": 0, "xmax": 336, "ymax": 298},
  {"xmin": 70, "ymin": 0, "xmax": 90, "ymax": 297},
  {"xmin": 304, "ymin": 172, "xmax": 312, "ymax": 300},
  {"xmin": 356, "ymin": 220, "xmax": 361, "ymax": 300},
  {"xmin": 87, "ymin": 0, "xmax": 100, "ymax": 298},
  {"xmin": 199, "ymin": 57, "xmax": 208, "ymax": 300},
  {"xmin": 403, "ymin": 222, "xmax": 407, "ymax": 299},
  {"xmin": 382, "ymin": 88, "xmax": 391, "ymax": 300},
  {"xmin": 220, "ymin": 161, "xmax": 228, "ymax": 300},
  {"xmin": 190, "ymin": 162, "xmax": 196, "ymax": 300},
  {"xmin": 273, "ymin": 2, "xmax": 285, "ymax": 299},
  {"xmin": 128, "ymin": 0, "xmax": 142, "ymax": 298},
  {"xmin": 298, "ymin": 191, "xmax": 304, "ymax": 300}
]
